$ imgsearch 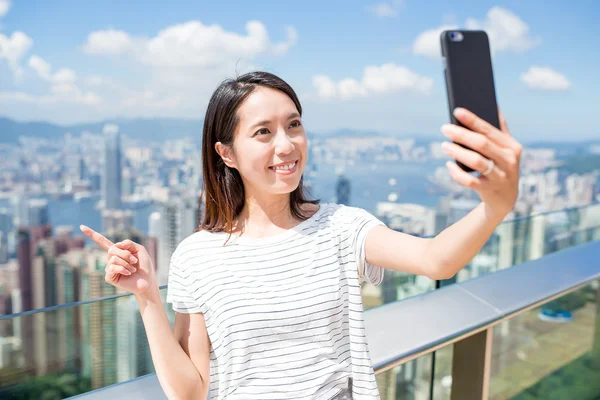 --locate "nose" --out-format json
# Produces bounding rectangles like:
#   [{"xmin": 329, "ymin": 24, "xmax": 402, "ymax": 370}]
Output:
[{"xmin": 274, "ymin": 127, "xmax": 295, "ymax": 155}]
